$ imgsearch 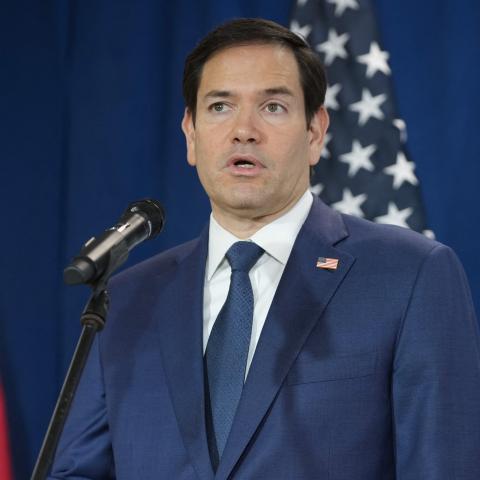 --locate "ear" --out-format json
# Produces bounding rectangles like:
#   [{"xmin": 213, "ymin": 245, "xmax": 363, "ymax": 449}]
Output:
[
  {"xmin": 181, "ymin": 108, "xmax": 196, "ymax": 167},
  {"xmin": 307, "ymin": 106, "xmax": 329, "ymax": 167}
]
